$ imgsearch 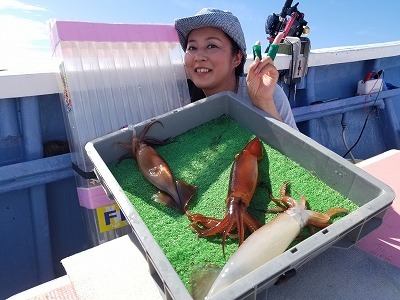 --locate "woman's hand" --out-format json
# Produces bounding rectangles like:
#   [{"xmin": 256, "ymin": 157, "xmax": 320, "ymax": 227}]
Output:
[{"xmin": 246, "ymin": 56, "xmax": 282, "ymax": 121}]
